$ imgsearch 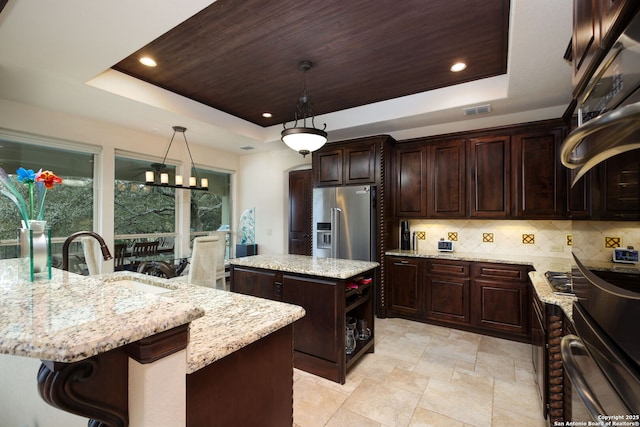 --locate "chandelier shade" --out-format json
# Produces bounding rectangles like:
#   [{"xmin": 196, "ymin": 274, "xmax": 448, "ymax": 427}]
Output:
[
  {"xmin": 145, "ymin": 126, "xmax": 208, "ymax": 191},
  {"xmin": 281, "ymin": 60, "xmax": 327, "ymax": 157}
]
